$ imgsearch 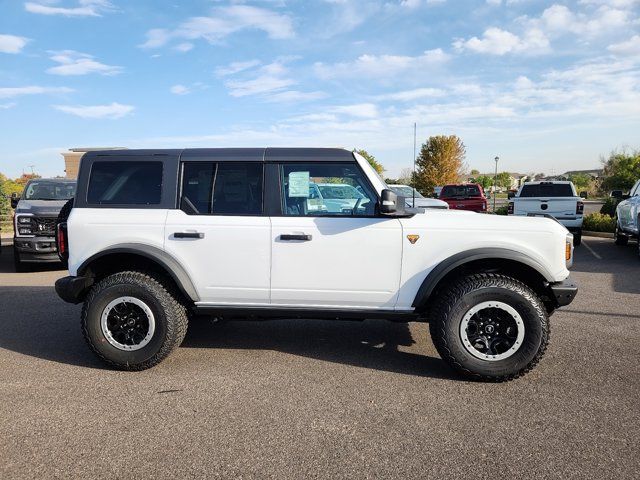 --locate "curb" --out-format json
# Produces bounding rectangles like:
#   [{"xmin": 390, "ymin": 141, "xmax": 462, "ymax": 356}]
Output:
[{"xmin": 583, "ymin": 230, "xmax": 613, "ymax": 239}]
